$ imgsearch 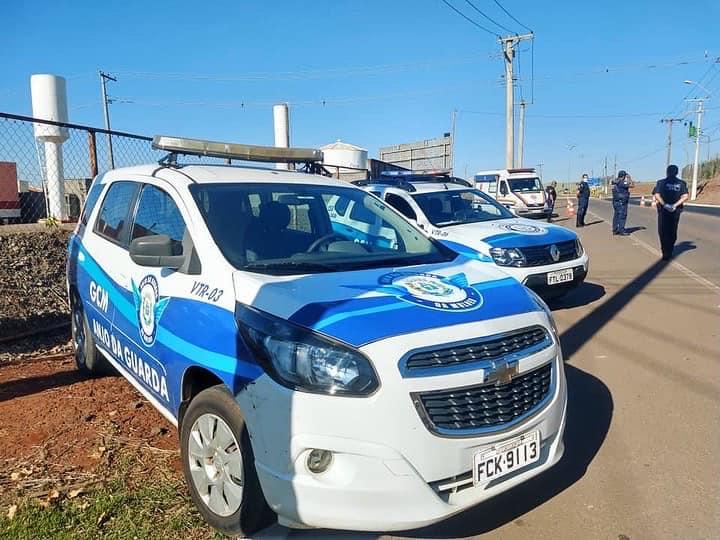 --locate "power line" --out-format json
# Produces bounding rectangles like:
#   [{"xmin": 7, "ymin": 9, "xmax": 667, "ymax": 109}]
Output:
[
  {"xmin": 667, "ymin": 56, "xmax": 719, "ymax": 115},
  {"xmin": 112, "ymin": 54, "xmax": 493, "ymax": 82},
  {"xmin": 492, "ymin": 0, "xmax": 533, "ymax": 32},
  {"xmin": 463, "ymin": 0, "xmax": 514, "ymax": 34},
  {"xmin": 439, "ymin": 0, "xmax": 500, "ymax": 37}
]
